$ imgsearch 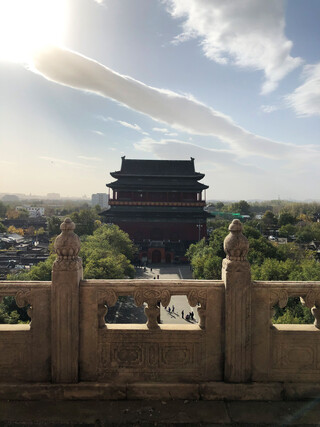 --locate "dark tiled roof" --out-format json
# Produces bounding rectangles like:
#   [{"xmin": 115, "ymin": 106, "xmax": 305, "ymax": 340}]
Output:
[
  {"xmin": 107, "ymin": 177, "xmax": 208, "ymax": 190},
  {"xmin": 112, "ymin": 157, "xmax": 202, "ymax": 177}
]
